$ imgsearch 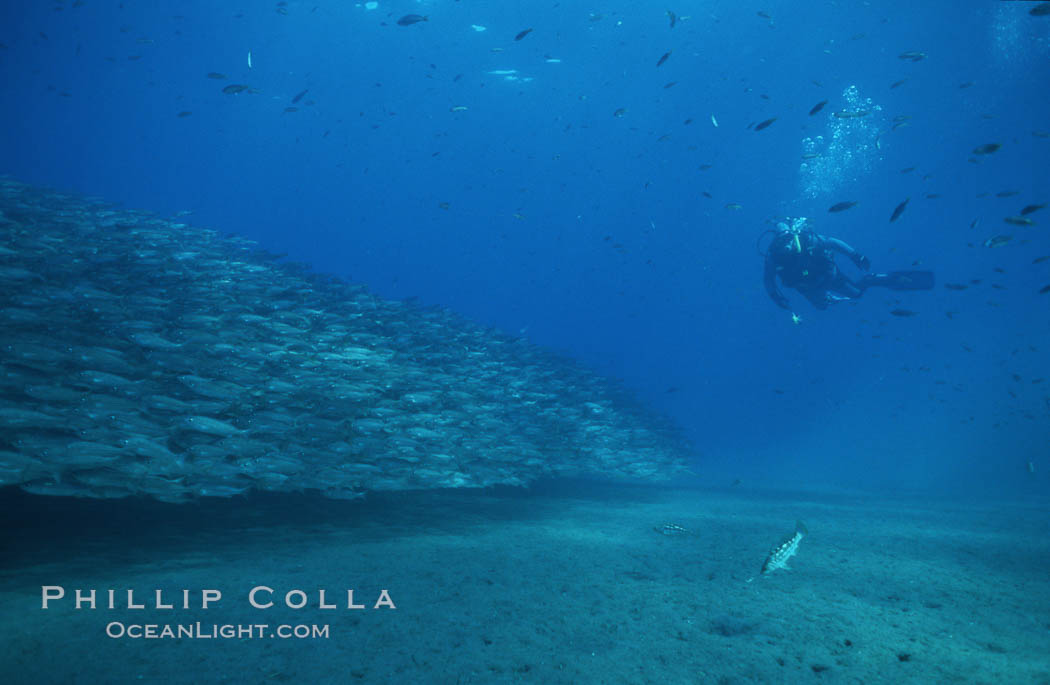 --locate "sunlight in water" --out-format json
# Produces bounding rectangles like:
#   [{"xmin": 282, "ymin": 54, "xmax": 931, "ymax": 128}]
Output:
[
  {"xmin": 991, "ymin": 2, "xmax": 1050, "ymax": 69},
  {"xmin": 799, "ymin": 85, "xmax": 885, "ymax": 199}
]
